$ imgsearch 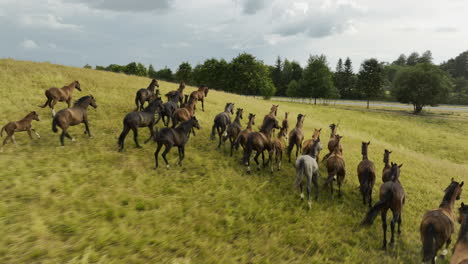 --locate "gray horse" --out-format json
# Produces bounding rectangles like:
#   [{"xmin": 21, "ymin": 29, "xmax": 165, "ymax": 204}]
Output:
[{"xmin": 295, "ymin": 137, "xmax": 322, "ymax": 209}]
